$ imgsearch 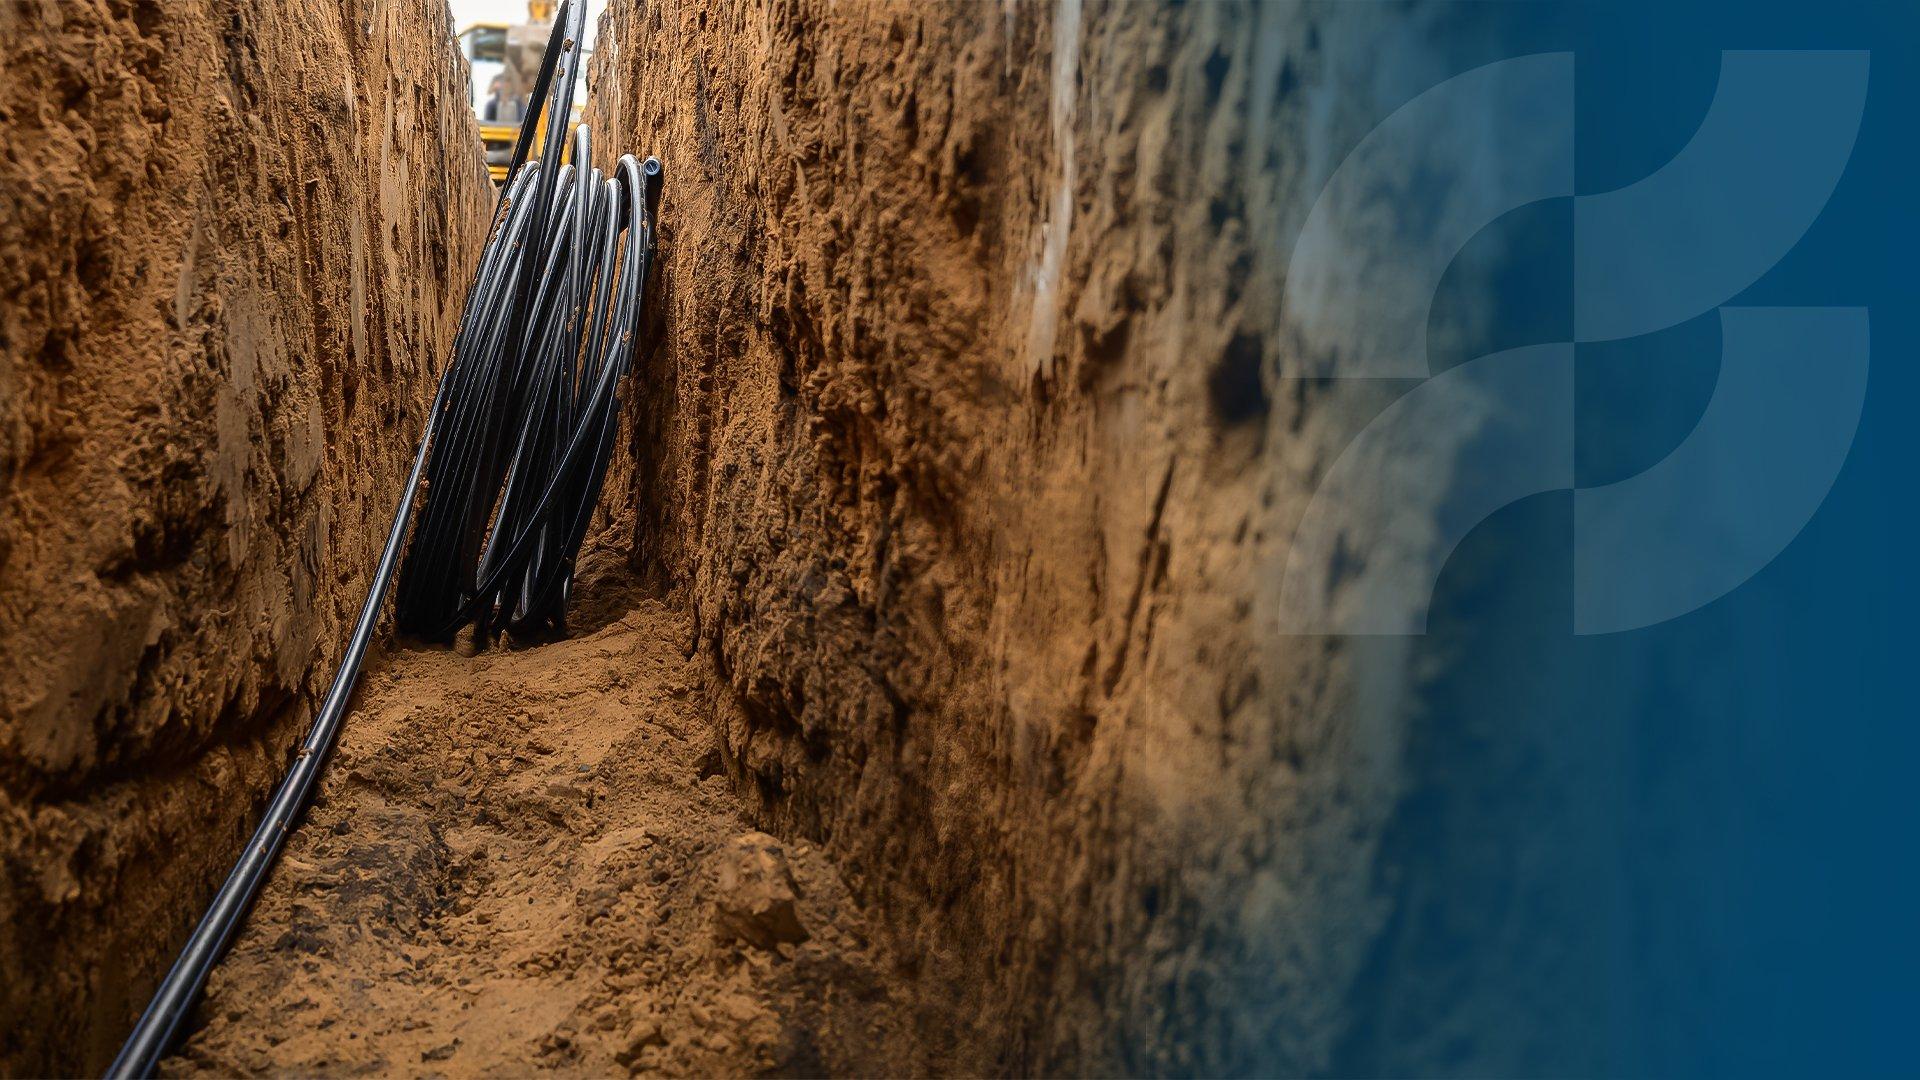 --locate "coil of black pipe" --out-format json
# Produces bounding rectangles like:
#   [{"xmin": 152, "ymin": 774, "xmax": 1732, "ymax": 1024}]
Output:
[{"xmin": 107, "ymin": 1, "xmax": 658, "ymax": 1074}]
